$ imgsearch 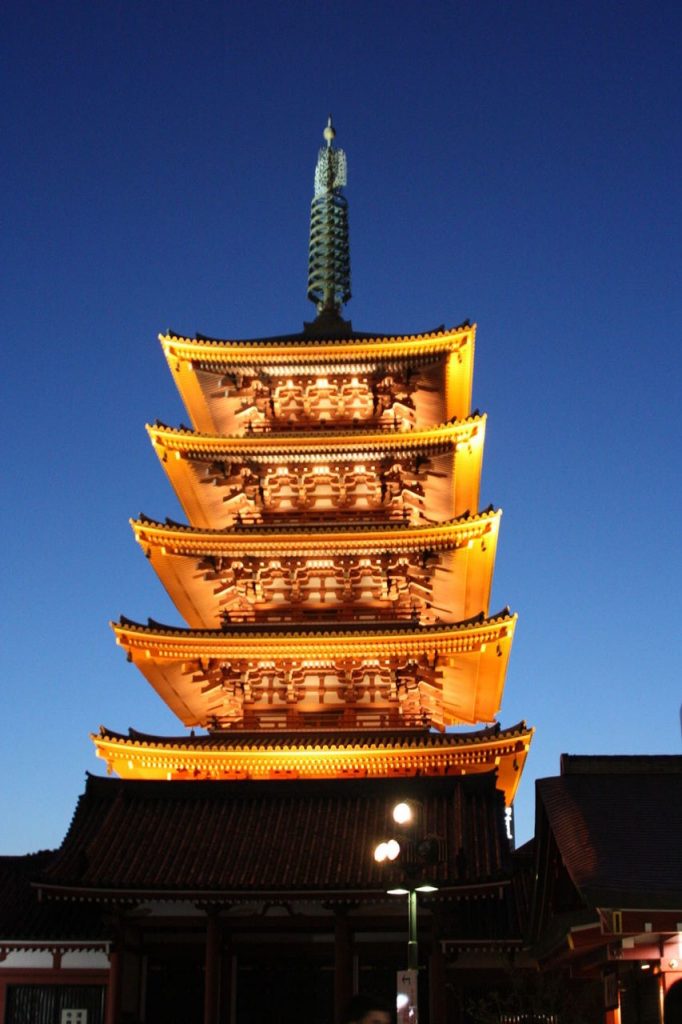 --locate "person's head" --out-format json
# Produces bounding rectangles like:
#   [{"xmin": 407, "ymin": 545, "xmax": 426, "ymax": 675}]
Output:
[{"xmin": 343, "ymin": 993, "xmax": 392, "ymax": 1024}]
